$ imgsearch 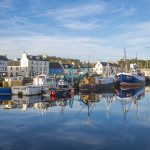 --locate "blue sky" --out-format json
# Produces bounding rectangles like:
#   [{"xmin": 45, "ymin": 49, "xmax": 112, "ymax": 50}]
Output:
[{"xmin": 0, "ymin": 0, "xmax": 150, "ymax": 61}]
